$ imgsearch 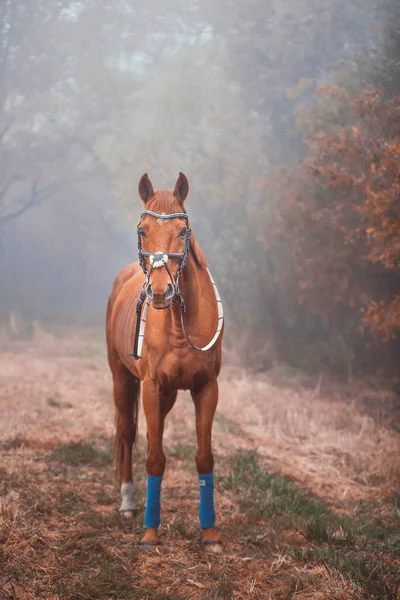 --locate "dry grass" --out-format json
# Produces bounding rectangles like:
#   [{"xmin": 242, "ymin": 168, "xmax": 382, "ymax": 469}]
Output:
[{"xmin": 0, "ymin": 331, "xmax": 399, "ymax": 599}]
